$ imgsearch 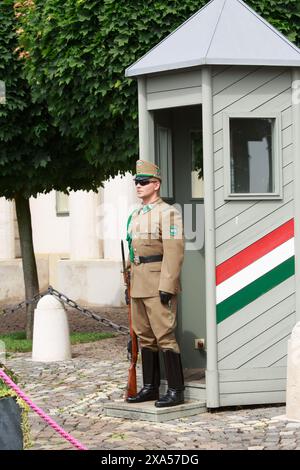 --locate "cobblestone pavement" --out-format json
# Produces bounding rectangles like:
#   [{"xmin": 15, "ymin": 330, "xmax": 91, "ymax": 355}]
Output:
[{"xmin": 4, "ymin": 336, "xmax": 300, "ymax": 451}]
